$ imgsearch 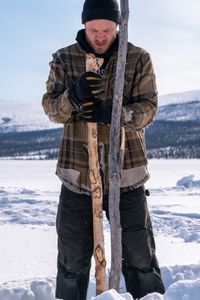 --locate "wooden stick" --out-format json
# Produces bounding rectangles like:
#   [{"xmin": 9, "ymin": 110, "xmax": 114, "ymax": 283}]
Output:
[
  {"xmin": 85, "ymin": 54, "xmax": 106, "ymax": 295},
  {"xmin": 108, "ymin": 0, "xmax": 129, "ymax": 291}
]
